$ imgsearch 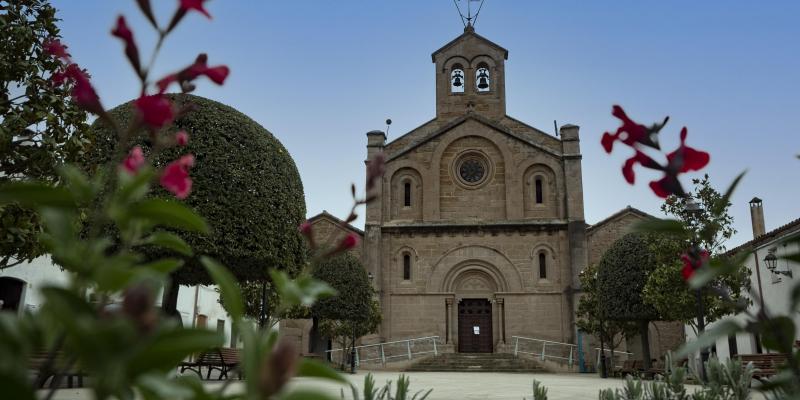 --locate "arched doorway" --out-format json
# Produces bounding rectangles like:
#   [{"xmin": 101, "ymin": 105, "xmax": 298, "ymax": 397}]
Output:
[
  {"xmin": 0, "ymin": 277, "xmax": 26, "ymax": 313},
  {"xmin": 452, "ymin": 269, "xmax": 498, "ymax": 353}
]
